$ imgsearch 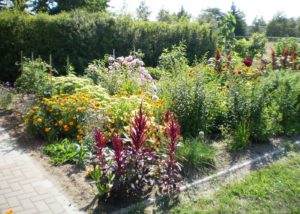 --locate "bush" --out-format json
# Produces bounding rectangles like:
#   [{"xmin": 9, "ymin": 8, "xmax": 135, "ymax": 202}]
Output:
[
  {"xmin": 24, "ymin": 92, "xmax": 101, "ymax": 141},
  {"xmin": 14, "ymin": 58, "xmax": 51, "ymax": 97},
  {"xmin": 89, "ymin": 108, "xmax": 182, "ymax": 201},
  {"xmin": 0, "ymin": 10, "xmax": 215, "ymax": 82},
  {"xmin": 0, "ymin": 83, "xmax": 14, "ymax": 109},
  {"xmin": 158, "ymin": 42, "xmax": 189, "ymax": 74},
  {"xmin": 234, "ymin": 33, "xmax": 267, "ymax": 58},
  {"xmin": 52, "ymin": 74, "xmax": 94, "ymax": 95},
  {"xmin": 275, "ymin": 37, "xmax": 299, "ymax": 55},
  {"xmin": 85, "ymin": 54, "xmax": 154, "ymax": 96}
]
